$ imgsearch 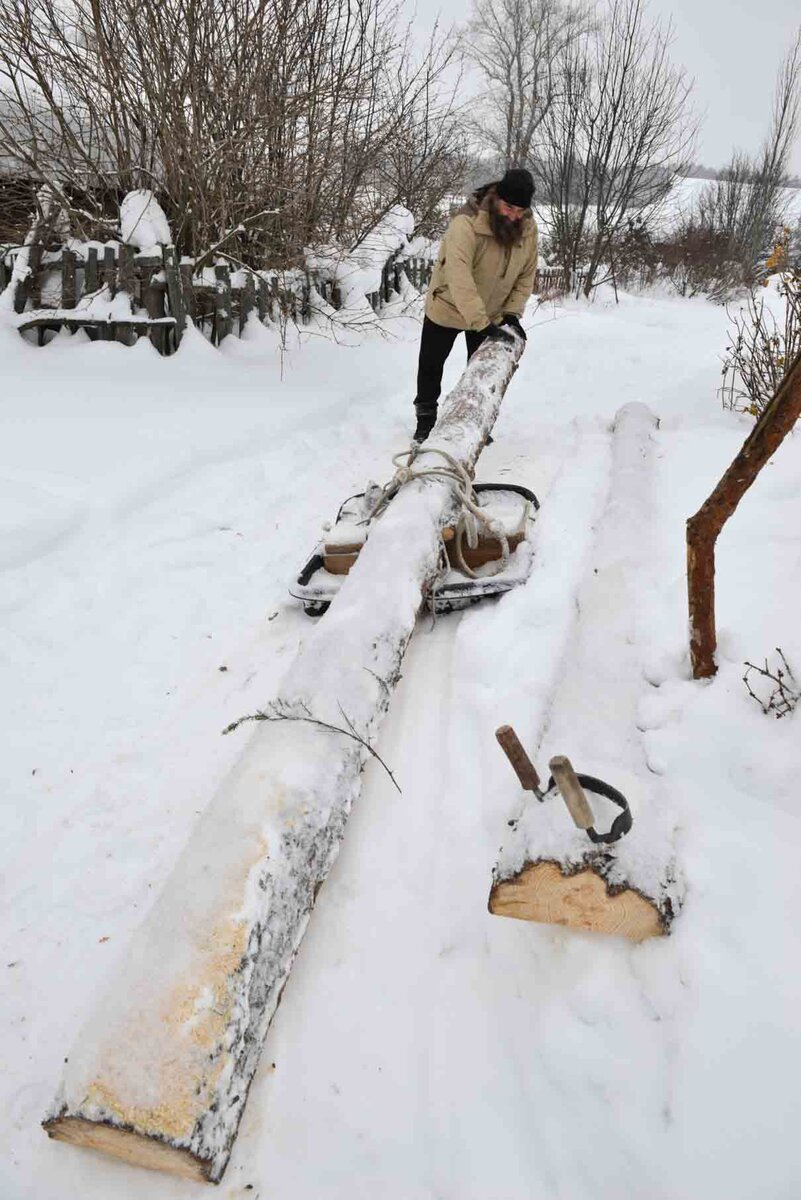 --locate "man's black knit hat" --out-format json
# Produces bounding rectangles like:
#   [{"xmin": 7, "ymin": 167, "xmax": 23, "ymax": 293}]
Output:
[{"xmin": 496, "ymin": 168, "xmax": 534, "ymax": 209}]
